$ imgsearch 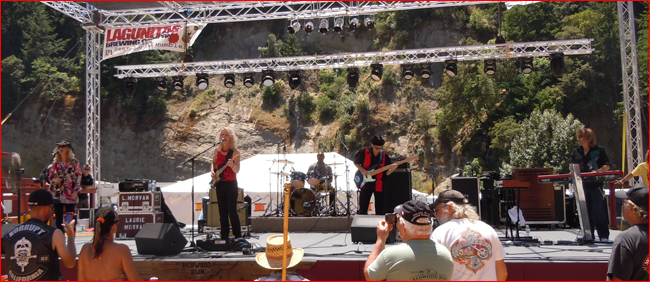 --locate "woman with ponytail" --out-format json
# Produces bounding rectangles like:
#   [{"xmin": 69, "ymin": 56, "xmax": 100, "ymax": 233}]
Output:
[{"xmin": 78, "ymin": 207, "xmax": 140, "ymax": 281}]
